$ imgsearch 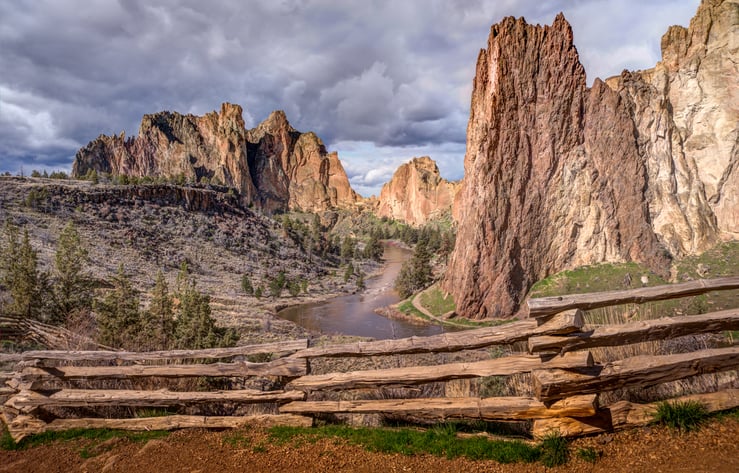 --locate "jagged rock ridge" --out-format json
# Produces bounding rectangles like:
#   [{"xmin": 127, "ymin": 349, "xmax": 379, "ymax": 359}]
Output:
[
  {"xmin": 375, "ymin": 156, "xmax": 460, "ymax": 226},
  {"xmin": 443, "ymin": 14, "xmax": 674, "ymax": 319},
  {"xmin": 73, "ymin": 104, "xmax": 359, "ymax": 213},
  {"xmin": 445, "ymin": 0, "xmax": 737, "ymax": 319}
]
